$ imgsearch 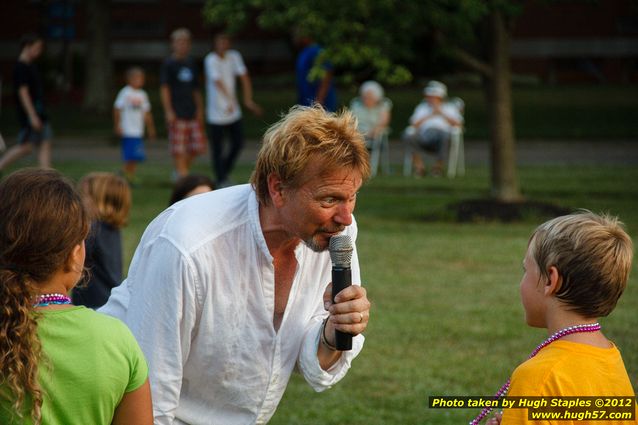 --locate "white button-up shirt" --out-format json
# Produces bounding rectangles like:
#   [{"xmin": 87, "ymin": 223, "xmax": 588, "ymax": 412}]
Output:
[{"xmin": 100, "ymin": 184, "xmax": 364, "ymax": 425}]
